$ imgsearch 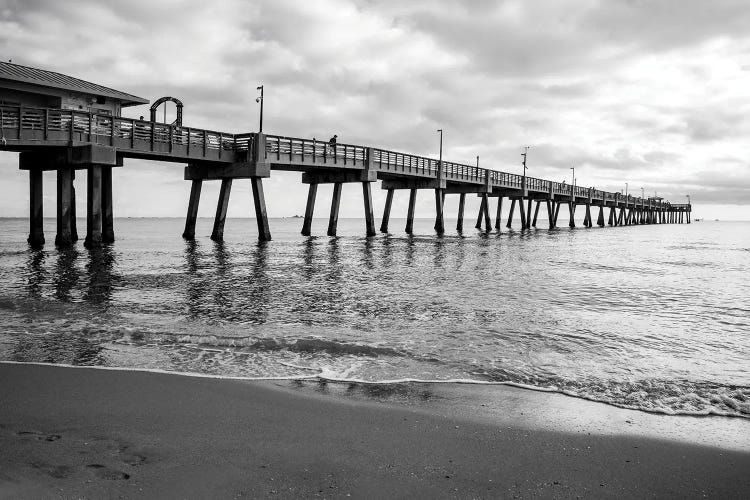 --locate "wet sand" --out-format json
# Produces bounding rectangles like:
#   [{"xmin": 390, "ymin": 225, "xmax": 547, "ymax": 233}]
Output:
[{"xmin": 1, "ymin": 363, "xmax": 748, "ymax": 499}]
